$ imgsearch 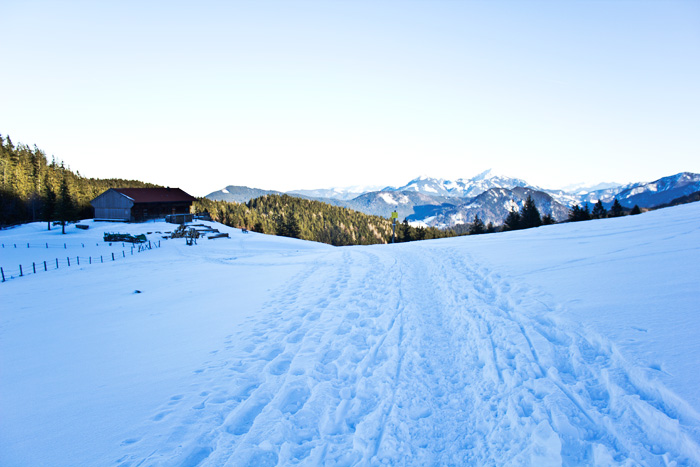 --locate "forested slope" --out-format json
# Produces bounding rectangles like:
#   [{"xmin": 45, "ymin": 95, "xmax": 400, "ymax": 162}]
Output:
[
  {"xmin": 194, "ymin": 196, "xmax": 460, "ymax": 246},
  {"xmin": 0, "ymin": 134, "xmax": 159, "ymax": 226}
]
